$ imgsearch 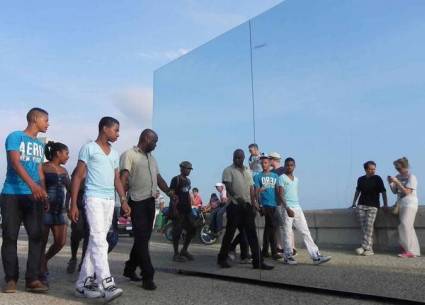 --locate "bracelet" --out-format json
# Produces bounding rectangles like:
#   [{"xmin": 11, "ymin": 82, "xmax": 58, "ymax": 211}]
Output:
[{"xmin": 120, "ymin": 196, "xmax": 128, "ymax": 202}]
